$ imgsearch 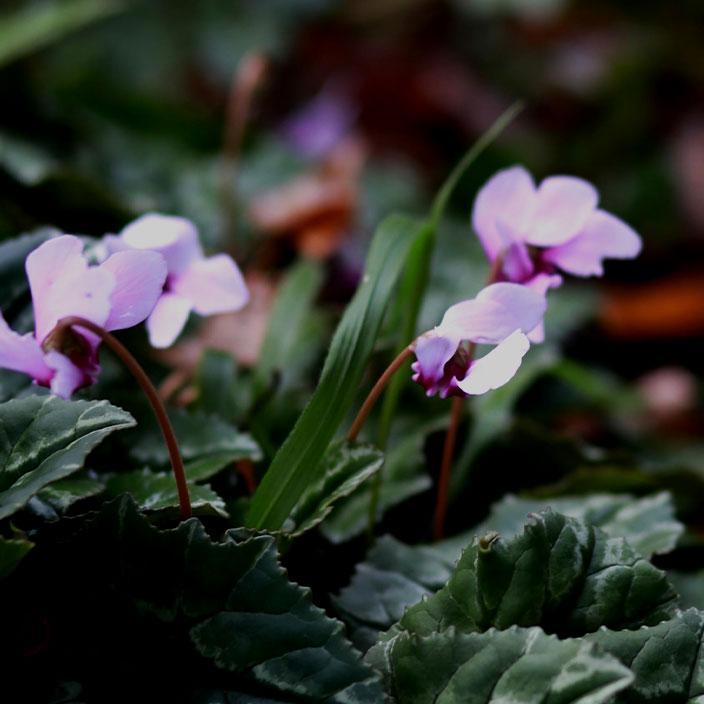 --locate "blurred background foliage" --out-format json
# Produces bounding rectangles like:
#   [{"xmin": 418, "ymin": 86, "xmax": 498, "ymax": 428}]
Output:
[{"xmin": 3, "ymin": 0, "xmax": 704, "ymax": 551}]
